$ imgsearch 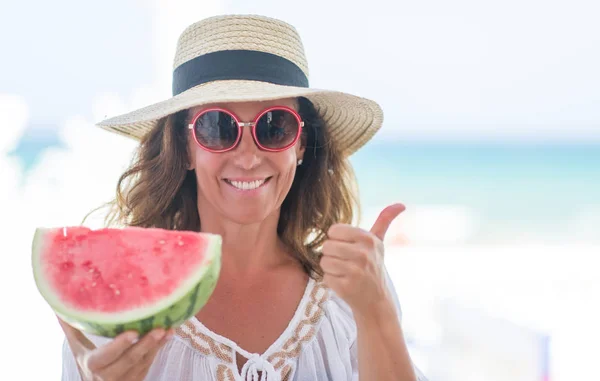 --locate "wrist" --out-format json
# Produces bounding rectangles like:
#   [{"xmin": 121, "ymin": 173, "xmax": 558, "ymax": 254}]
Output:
[{"xmin": 352, "ymin": 295, "xmax": 398, "ymax": 327}]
